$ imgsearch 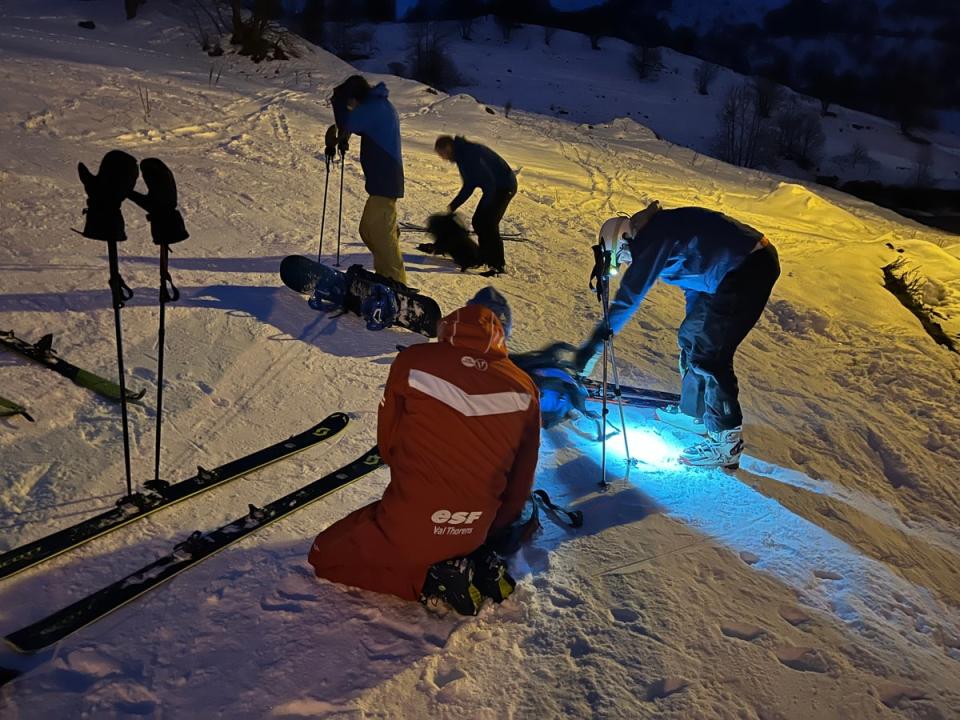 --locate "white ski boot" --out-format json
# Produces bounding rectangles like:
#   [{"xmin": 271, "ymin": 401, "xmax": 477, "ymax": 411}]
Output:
[
  {"xmin": 655, "ymin": 405, "xmax": 707, "ymax": 436},
  {"xmin": 679, "ymin": 426, "xmax": 743, "ymax": 469}
]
